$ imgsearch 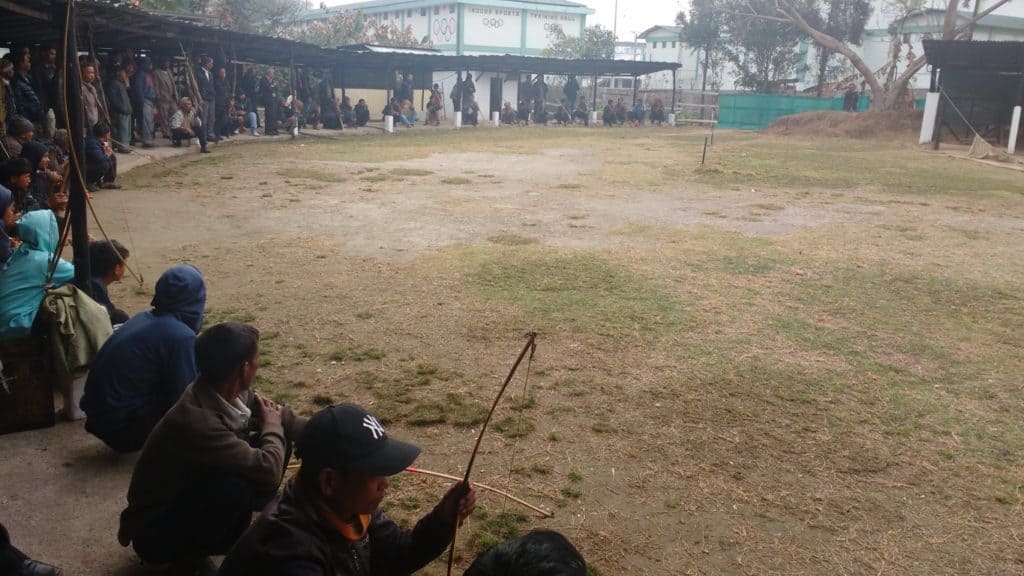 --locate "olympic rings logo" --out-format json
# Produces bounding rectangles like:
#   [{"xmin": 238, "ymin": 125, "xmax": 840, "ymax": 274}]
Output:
[
  {"xmin": 433, "ymin": 17, "xmax": 455, "ymax": 41},
  {"xmin": 482, "ymin": 17, "xmax": 503, "ymax": 28}
]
